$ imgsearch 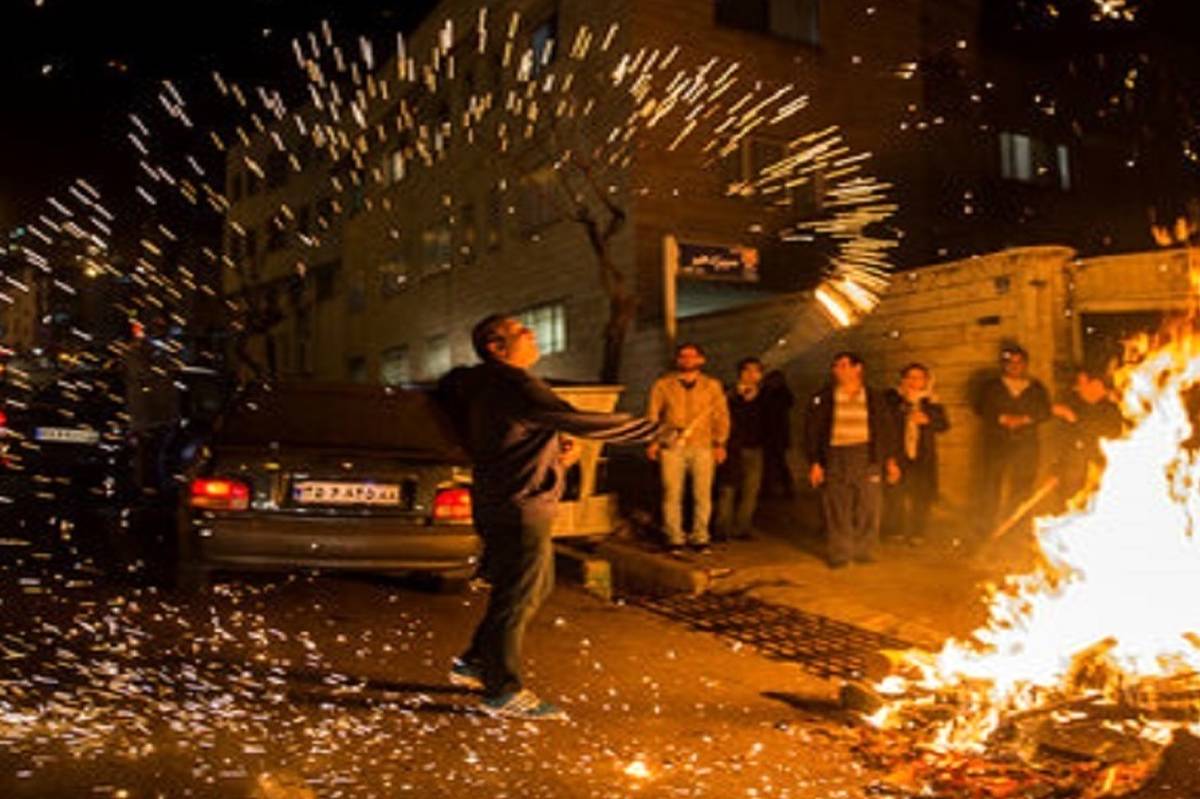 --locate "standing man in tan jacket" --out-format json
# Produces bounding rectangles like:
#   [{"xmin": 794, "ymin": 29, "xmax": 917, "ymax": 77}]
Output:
[{"xmin": 646, "ymin": 343, "xmax": 731, "ymax": 553}]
